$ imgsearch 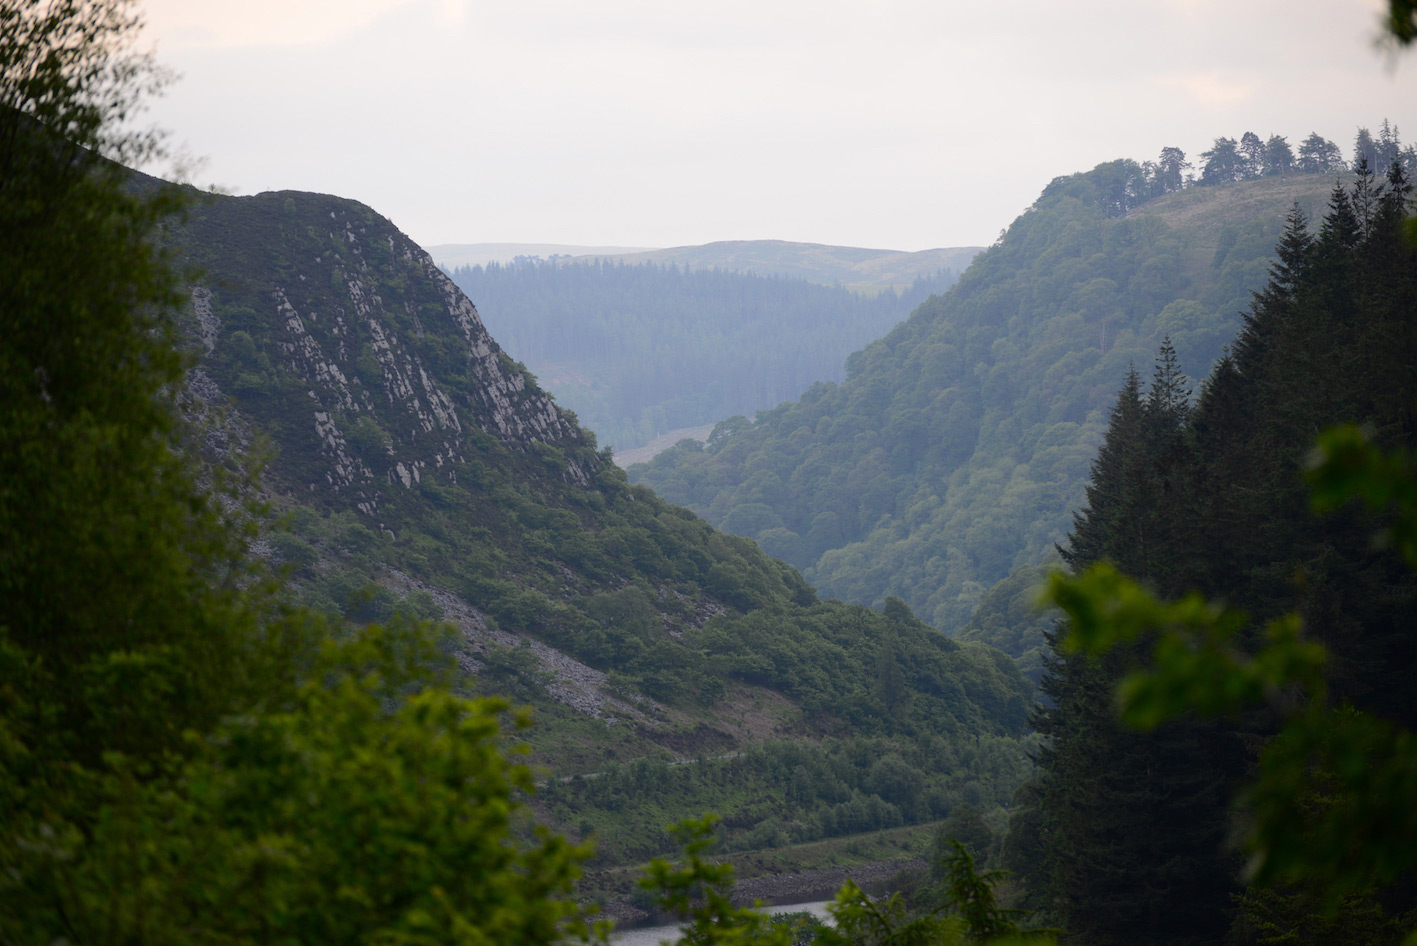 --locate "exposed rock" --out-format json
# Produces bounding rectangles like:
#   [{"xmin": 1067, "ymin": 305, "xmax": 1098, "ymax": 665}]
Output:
[
  {"xmin": 182, "ymin": 191, "xmax": 599, "ymax": 514},
  {"xmin": 382, "ymin": 569, "xmax": 657, "ymax": 725}
]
